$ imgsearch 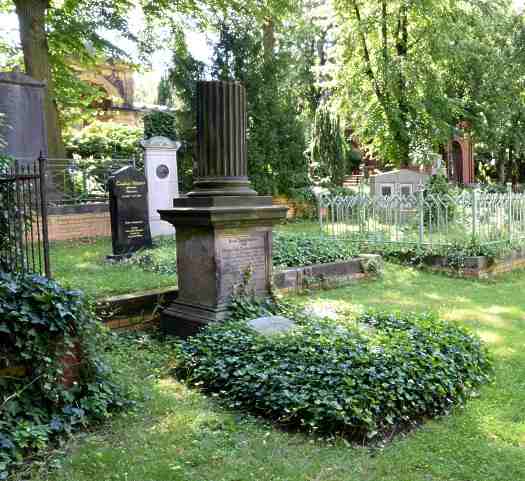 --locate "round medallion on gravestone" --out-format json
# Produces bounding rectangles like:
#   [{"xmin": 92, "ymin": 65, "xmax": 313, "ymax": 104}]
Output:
[{"xmin": 156, "ymin": 164, "xmax": 170, "ymax": 179}]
